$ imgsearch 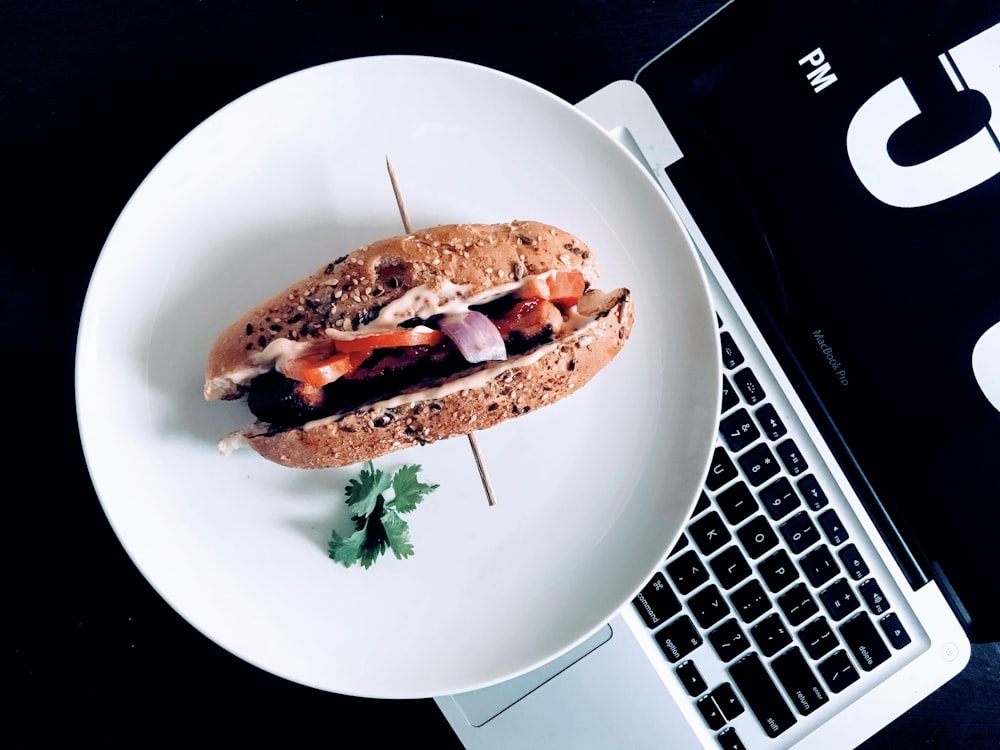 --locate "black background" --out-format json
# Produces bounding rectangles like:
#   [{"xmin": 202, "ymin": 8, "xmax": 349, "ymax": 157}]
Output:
[{"xmin": 5, "ymin": 1, "xmax": 998, "ymax": 748}]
